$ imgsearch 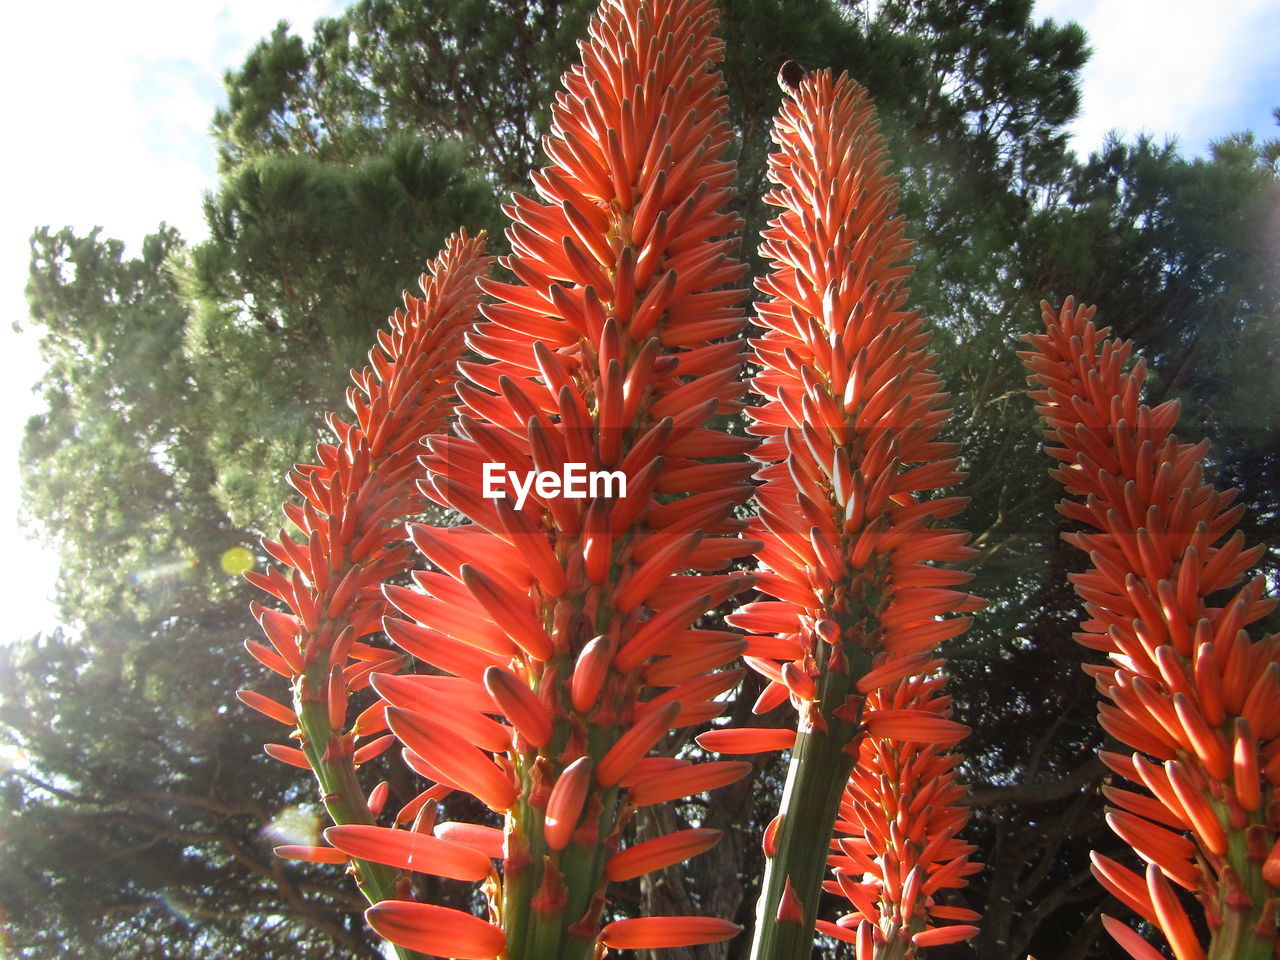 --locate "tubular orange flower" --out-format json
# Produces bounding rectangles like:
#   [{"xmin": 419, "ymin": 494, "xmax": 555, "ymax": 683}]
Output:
[
  {"xmin": 911, "ymin": 924, "xmax": 981, "ymax": 947},
  {"xmin": 484, "ymin": 665, "xmax": 554, "ymax": 748},
  {"xmin": 861, "ymin": 708, "xmax": 969, "ymax": 745},
  {"xmin": 323, "ymin": 824, "xmax": 494, "ymax": 882},
  {"xmin": 543, "ymin": 756, "xmax": 594, "ymax": 852},
  {"xmin": 1102, "ymin": 914, "xmax": 1167, "ymax": 960},
  {"xmin": 626, "ymin": 759, "xmax": 754, "ymax": 806},
  {"xmin": 385, "ymin": 707, "xmax": 519, "ymax": 812},
  {"xmin": 273, "ymin": 844, "xmax": 349, "ymax": 864},
  {"xmin": 366, "ymin": 780, "xmax": 390, "ymax": 817},
  {"xmin": 600, "ymin": 915, "xmax": 742, "ymax": 949},
  {"xmin": 1022, "ymin": 299, "xmax": 1279, "ymax": 960},
  {"xmin": 604, "ymin": 827, "xmax": 723, "ymax": 882},
  {"xmin": 244, "ymin": 232, "xmax": 490, "ymax": 953},
  {"xmin": 372, "ymin": 2, "xmax": 753, "ymax": 957},
  {"xmin": 715, "ymin": 68, "xmax": 979, "ymax": 960},
  {"xmin": 827, "ymin": 673, "xmax": 980, "ymax": 957},
  {"xmin": 236, "ymin": 688, "xmax": 296, "ymax": 726},
  {"xmin": 365, "ymin": 901, "xmax": 507, "ymax": 960},
  {"xmin": 695, "ymin": 727, "xmax": 798, "ymax": 754},
  {"xmin": 434, "ymin": 821, "xmax": 506, "ymax": 860}
]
